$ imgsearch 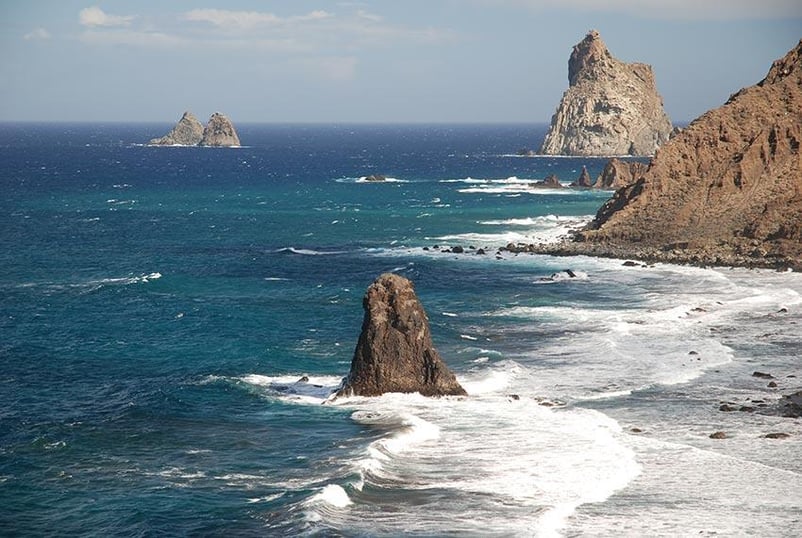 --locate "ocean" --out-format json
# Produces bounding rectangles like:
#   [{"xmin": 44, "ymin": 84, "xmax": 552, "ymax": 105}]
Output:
[{"xmin": 1, "ymin": 123, "xmax": 800, "ymax": 537}]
